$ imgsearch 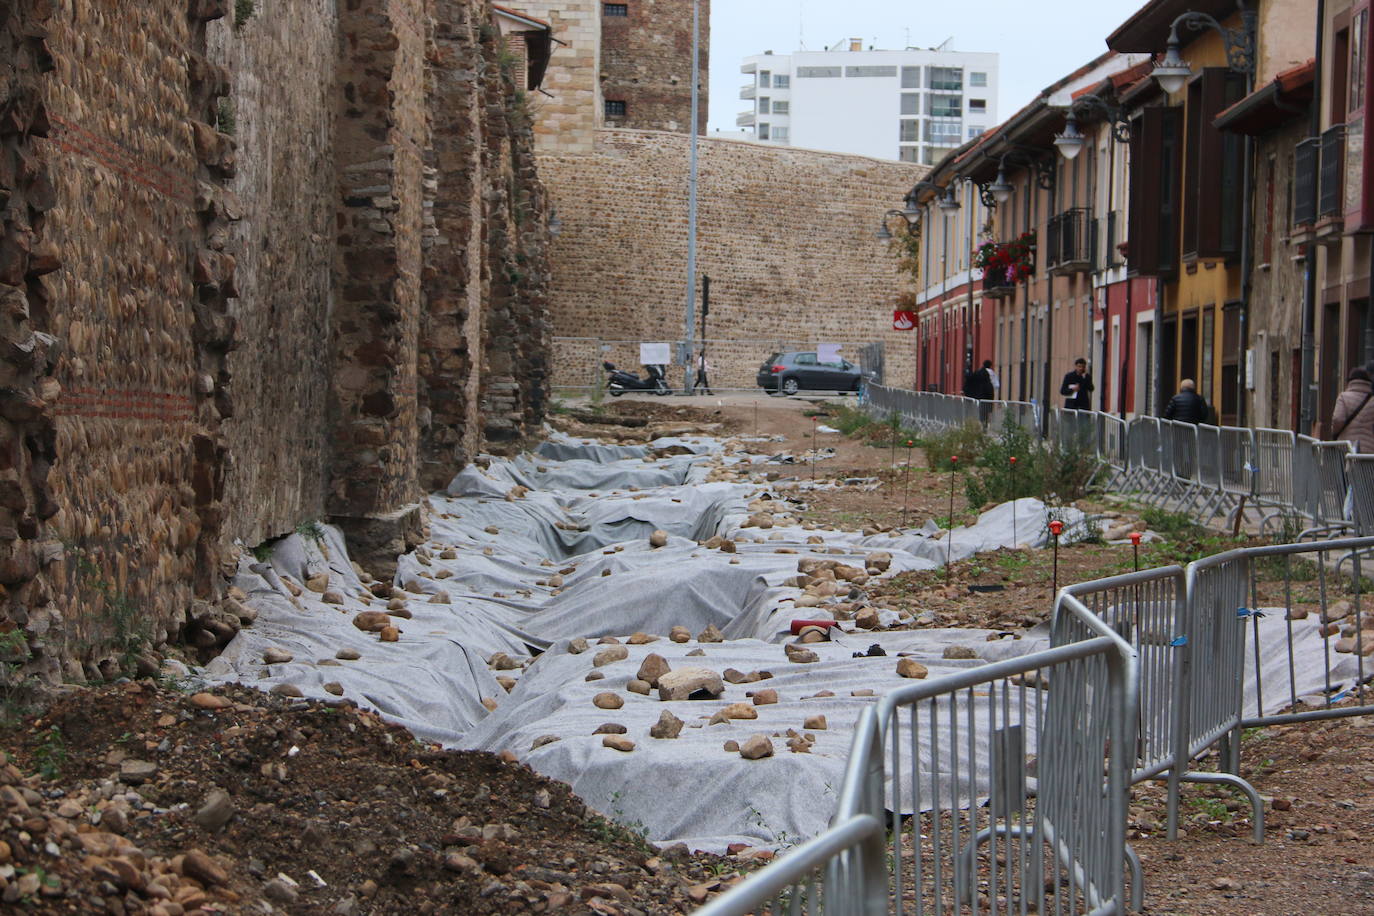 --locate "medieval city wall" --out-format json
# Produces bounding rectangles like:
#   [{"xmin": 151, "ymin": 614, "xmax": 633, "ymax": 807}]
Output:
[
  {"xmin": 1, "ymin": 0, "xmax": 550, "ymax": 680},
  {"xmin": 540, "ymin": 130, "xmax": 926, "ymax": 390}
]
